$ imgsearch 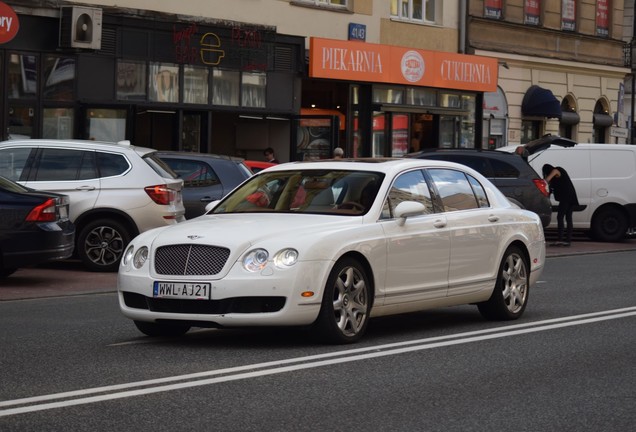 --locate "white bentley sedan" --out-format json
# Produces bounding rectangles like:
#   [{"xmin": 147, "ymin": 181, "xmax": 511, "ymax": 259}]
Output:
[{"xmin": 118, "ymin": 158, "xmax": 545, "ymax": 343}]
